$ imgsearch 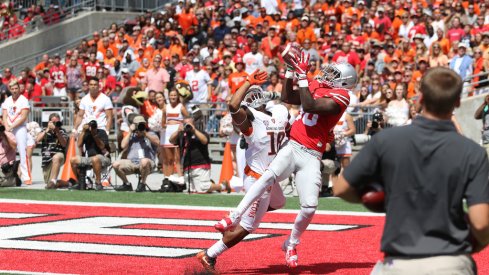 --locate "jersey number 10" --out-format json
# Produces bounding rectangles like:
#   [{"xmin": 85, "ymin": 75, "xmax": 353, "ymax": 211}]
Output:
[{"xmin": 267, "ymin": 132, "xmax": 286, "ymax": 155}]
